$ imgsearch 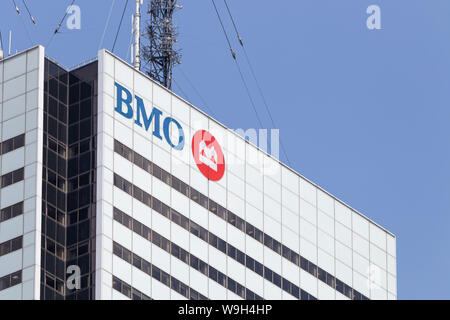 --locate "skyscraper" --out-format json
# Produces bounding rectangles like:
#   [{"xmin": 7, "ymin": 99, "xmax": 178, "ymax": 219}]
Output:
[{"xmin": 0, "ymin": 46, "xmax": 397, "ymax": 300}]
